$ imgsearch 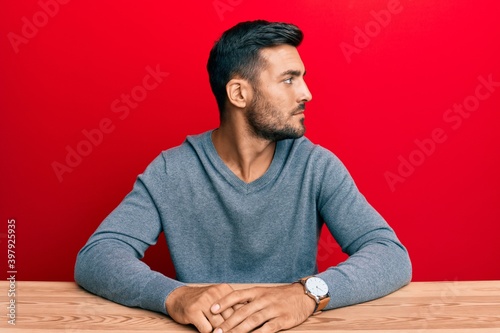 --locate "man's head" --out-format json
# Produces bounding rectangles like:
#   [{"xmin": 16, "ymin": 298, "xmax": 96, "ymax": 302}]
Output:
[{"xmin": 207, "ymin": 20, "xmax": 312, "ymax": 140}]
